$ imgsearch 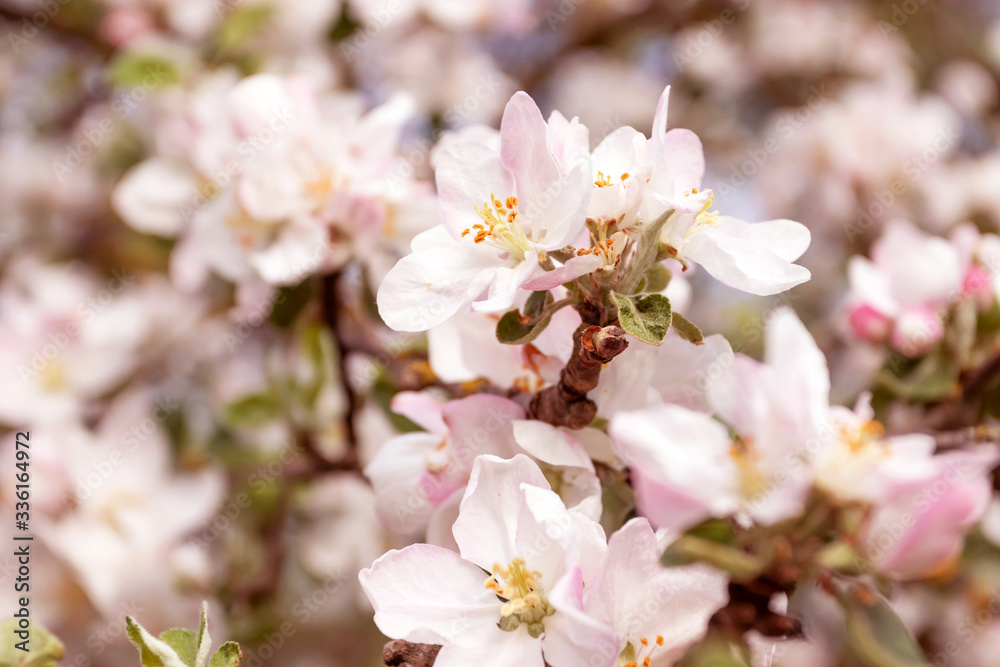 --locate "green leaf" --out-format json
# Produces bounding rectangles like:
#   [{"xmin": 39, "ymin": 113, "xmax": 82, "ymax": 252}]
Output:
[
  {"xmin": 126, "ymin": 616, "xmax": 189, "ymax": 667},
  {"xmin": 223, "ymin": 391, "xmax": 283, "ymax": 427},
  {"xmin": 837, "ymin": 587, "xmax": 929, "ymax": 667},
  {"xmin": 609, "ymin": 292, "xmax": 672, "ymax": 346},
  {"xmin": 877, "ymin": 354, "xmax": 959, "ymax": 401},
  {"xmin": 194, "ymin": 601, "xmax": 212, "ymax": 667},
  {"xmin": 670, "ymin": 311, "xmax": 704, "ymax": 345},
  {"xmin": 159, "ymin": 630, "xmax": 197, "ymax": 667},
  {"xmin": 661, "ymin": 535, "xmax": 766, "ymax": 582},
  {"xmin": 496, "ymin": 291, "xmax": 555, "ymax": 345},
  {"xmin": 215, "ymin": 4, "xmax": 273, "ymax": 54},
  {"xmin": 269, "ymin": 279, "xmax": 315, "ymax": 328},
  {"xmin": 299, "ymin": 322, "xmax": 337, "ymax": 407},
  {"xmin": 209, "ymin": 642, "xmax": 243, "ymax": 667},
  {"xmin": 0, "ymin": 618, "xmax": 64, "ymax": 667},
  {"xmin": 636, "ymin": 263, "xmax": 672, "ymax": 295},
  {"xmin": 108, "ymin": 52, "xmax": 180, "ymax": 89},
  {"xmin": 620, "ymin": 209, "xmax": 674, "ymax": 294}
]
